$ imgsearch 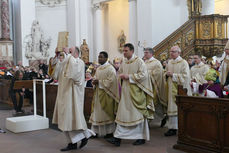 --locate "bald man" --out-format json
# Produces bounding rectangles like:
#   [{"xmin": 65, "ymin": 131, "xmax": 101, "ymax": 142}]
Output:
[{"xmin": 164, "ymin": 46, "xmax": 192, "ymax": 136}]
